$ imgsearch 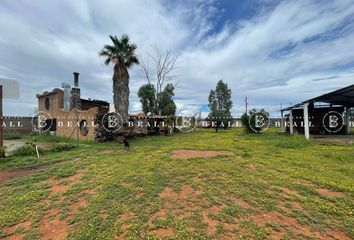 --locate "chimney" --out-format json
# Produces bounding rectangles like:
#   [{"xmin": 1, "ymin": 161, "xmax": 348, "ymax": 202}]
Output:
[
  {"xmin": 61, "ymin": 82, "xmax": 71, "ymax": 111},
  {"xmin": 70, "ymin": 72, "xmax": 81, "ymax": 110},
  {"xmin": 73, "ymin": 72, "xmax": 79, "ymax": 87}
]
